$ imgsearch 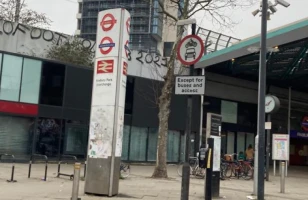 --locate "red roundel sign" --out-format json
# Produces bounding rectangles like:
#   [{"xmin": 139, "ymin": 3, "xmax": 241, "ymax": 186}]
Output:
[
  {"xmin": 99, "ymin": 37, "xmax": 115, "ymax": 55},
  {"xmin": 177, "ymin": 35, "xmax": 204, "ymax": 66},
  {"xmin": 302, "ymin": 116, "xmax": 308, "ymax": 132},
  {"xmin": 100, "ymin": 13, "xmax": 117, "ymax": 32},
  {"xmin": 126, "ymin": 17, "xmax": 131, "ymax": 34}
]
